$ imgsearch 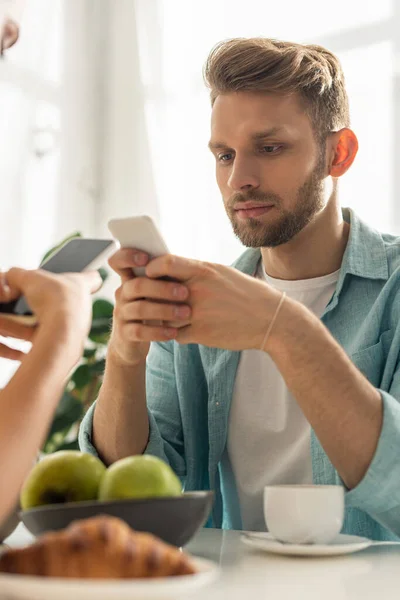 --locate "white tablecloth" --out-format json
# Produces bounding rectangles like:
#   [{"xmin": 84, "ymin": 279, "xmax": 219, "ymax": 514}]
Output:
[{"xmin": 5, "ymin": 525, "xmax": 400, "ymax": 599}]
